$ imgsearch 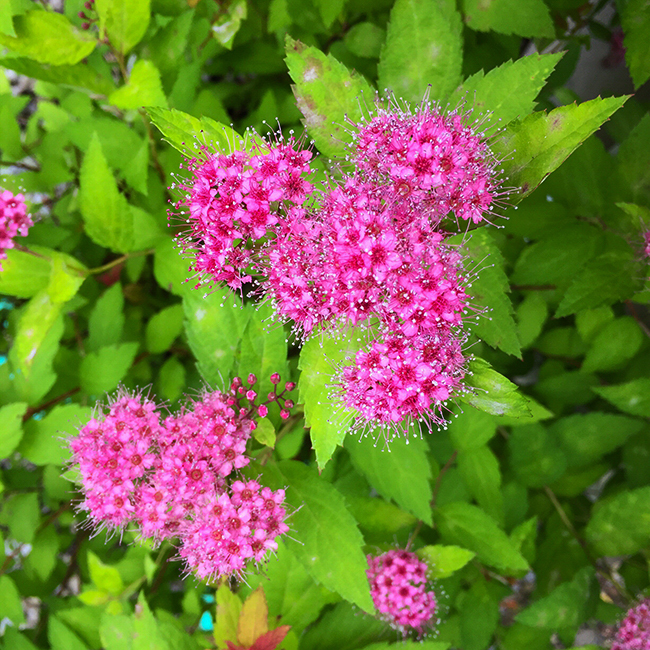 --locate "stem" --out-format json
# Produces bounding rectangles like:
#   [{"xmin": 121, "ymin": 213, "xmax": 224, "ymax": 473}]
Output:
[
  {"xmin": 625, "ymin": 301, "xmax": 650, "ymax": 340},
  {"xmin": 86, "ymin": 249, "xmax": 154, "ymax": 276},
  {"xmin": 23, "ymin": 387, "xmax": 81, "ymax": 422}
]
